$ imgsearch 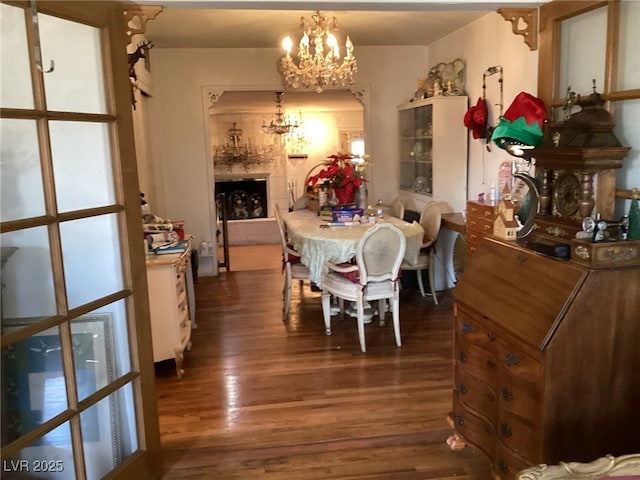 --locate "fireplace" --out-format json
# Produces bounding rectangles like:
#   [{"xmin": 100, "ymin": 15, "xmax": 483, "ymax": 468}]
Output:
[{"xmin": 215, "ymin": 177, "xmax": 268, "ymax": 221}]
